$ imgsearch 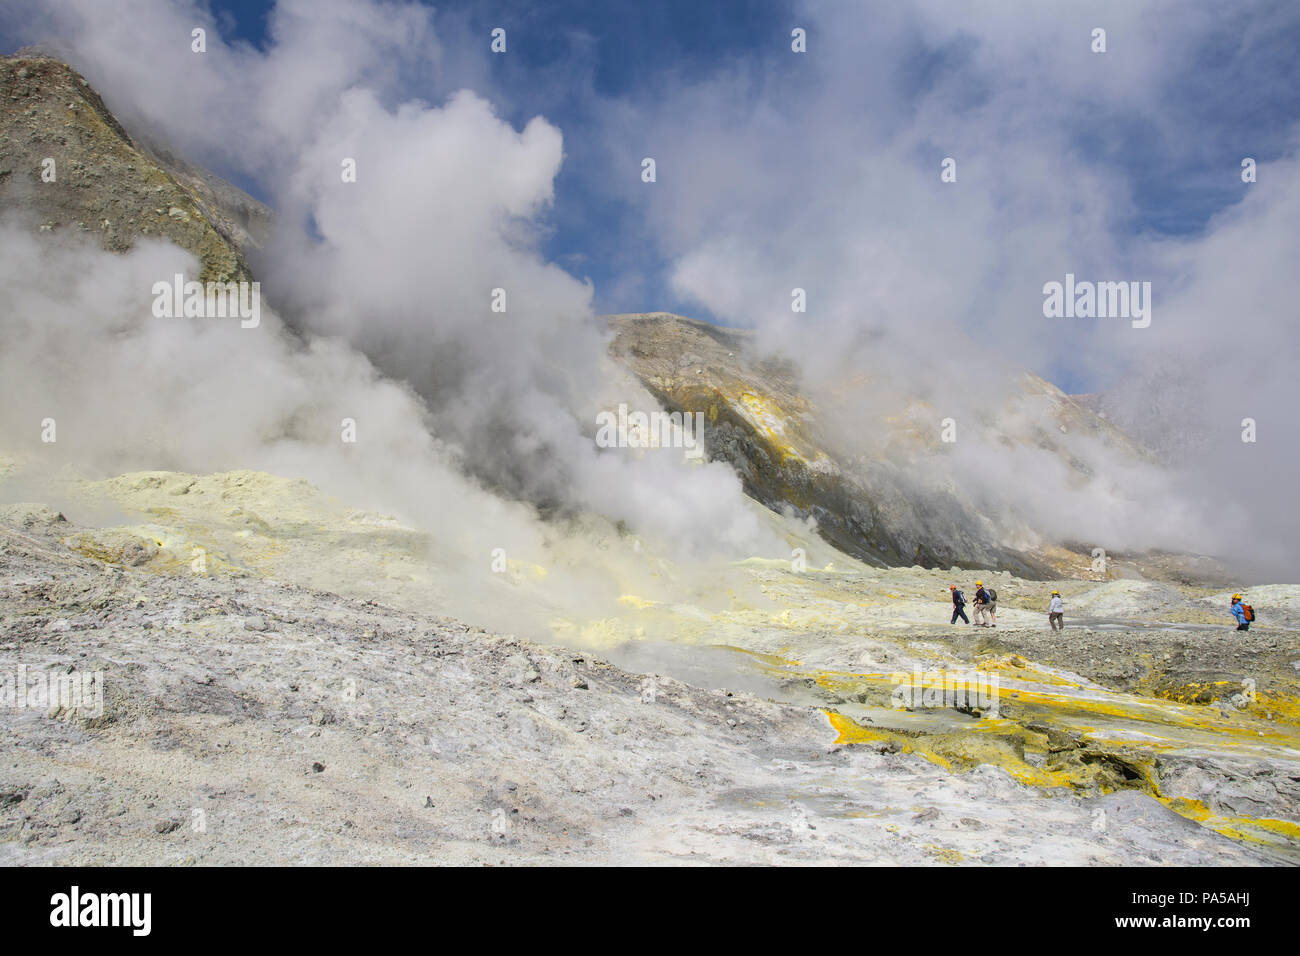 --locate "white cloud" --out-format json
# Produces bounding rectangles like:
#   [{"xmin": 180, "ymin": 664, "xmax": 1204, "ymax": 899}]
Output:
[
  {"xmin": 6, "ymin": 0, "xmax": 1297, "ymax": 577},
  {"xmin": 587, "ymin": 0, "xmax": 1300, "ymax": 573},
  {"xmin": 1, "ymin": 0, "xmax": 780, "ymax": 567}
]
